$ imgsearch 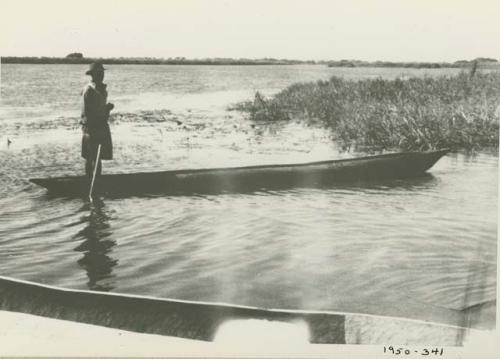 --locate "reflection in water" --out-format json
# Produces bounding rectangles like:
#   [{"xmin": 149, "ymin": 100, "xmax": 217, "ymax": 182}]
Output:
[
  {"xmin": 0, "ymin": 150, "xmax": 495, "ymax": 330},
  {"xmin": 73, "ymin": 199, "xmax": 118, "ymax": 291},
  {"xmin": 0, "ymin": 62, "xmax": 497, "ymax": 334},
  {"xmin": 288, "ymin": 172, "xmax": 439, "ymax": 197}
]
